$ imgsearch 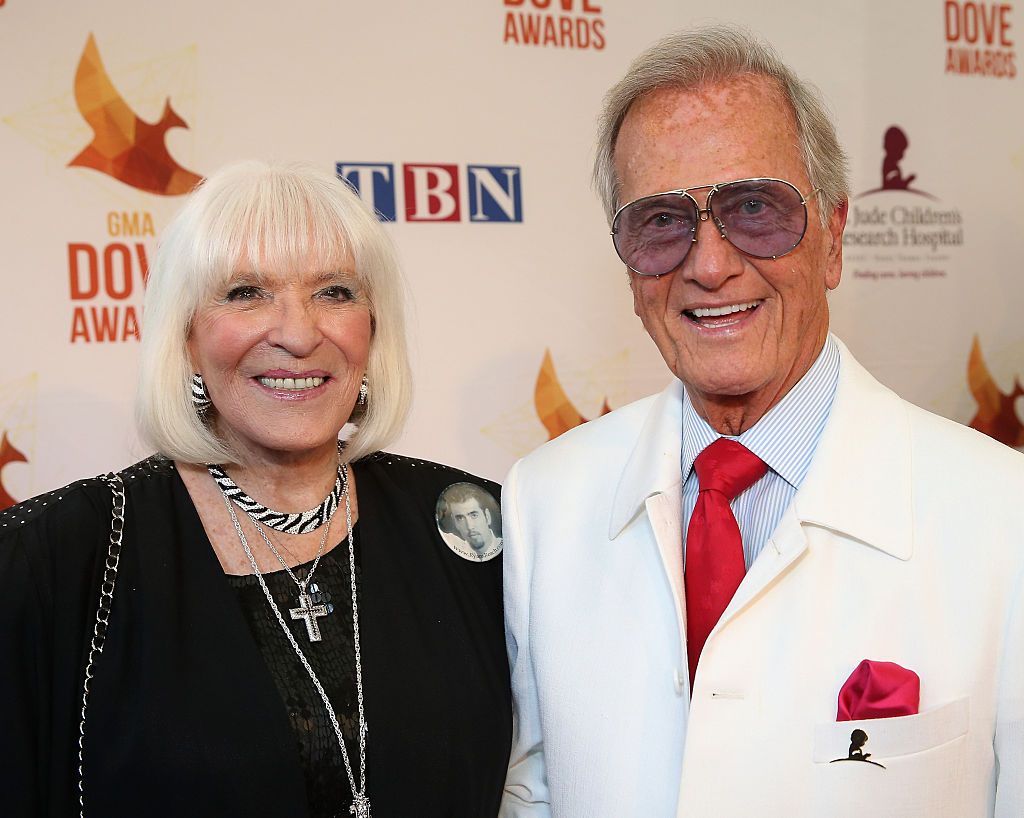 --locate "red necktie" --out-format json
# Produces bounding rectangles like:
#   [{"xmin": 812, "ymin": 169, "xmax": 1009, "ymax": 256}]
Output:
[{"xmin": 685, "ymin": 438, "xmax": 767, "ymax": 686}]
